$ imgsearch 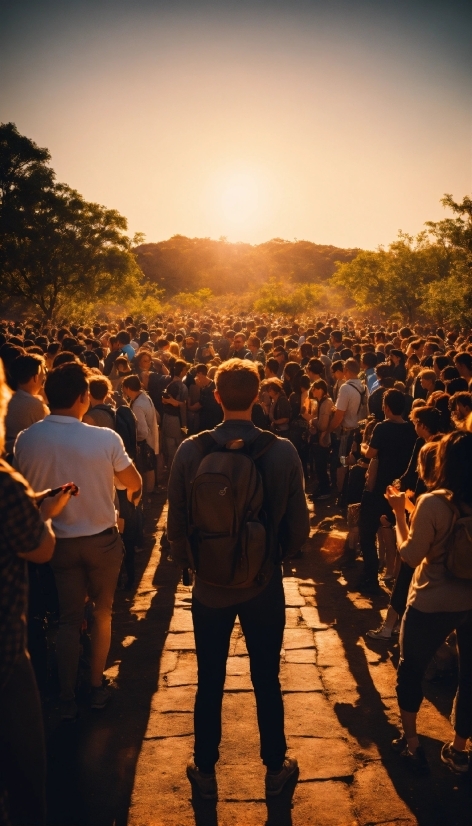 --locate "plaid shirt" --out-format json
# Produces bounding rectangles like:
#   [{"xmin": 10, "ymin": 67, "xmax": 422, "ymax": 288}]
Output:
[{"xmin": 0, "ymin": 460, "xmax": 45, "ymax": 689}]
